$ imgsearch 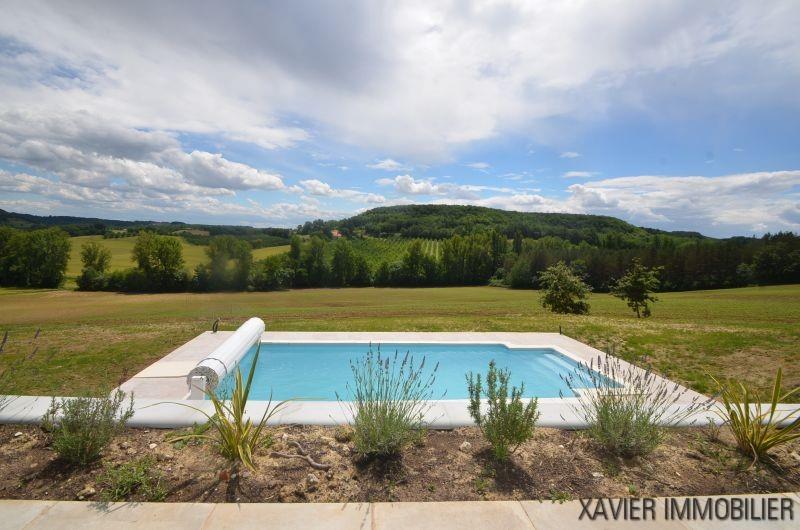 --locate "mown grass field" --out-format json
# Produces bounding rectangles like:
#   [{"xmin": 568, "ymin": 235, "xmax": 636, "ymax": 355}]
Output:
[
  {"xmin": 65, "ymin": 235, "xmax": 289, "ymax": 285},
  {"xmin": 1, "ymin": 285, "xmax": 798, "ymax": 399}
]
